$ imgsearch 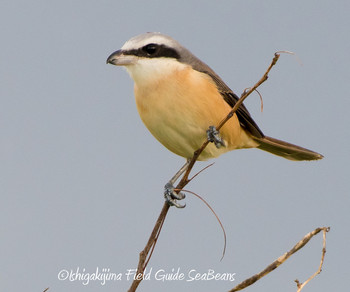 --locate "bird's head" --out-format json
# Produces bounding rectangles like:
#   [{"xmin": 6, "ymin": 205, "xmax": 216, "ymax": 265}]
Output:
[{"xmin": 106, "ymin": 32, "xmax": 208, "ymax": 85}]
